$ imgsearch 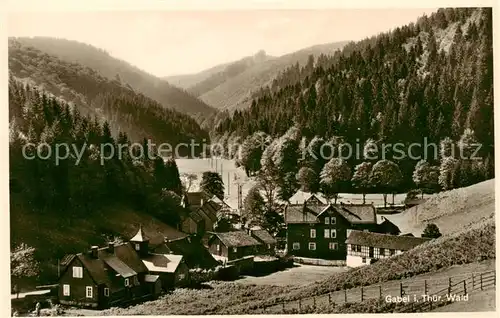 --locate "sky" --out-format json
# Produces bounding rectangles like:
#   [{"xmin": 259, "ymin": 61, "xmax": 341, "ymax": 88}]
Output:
[{"xmin": 8, "ymin": 8, "xmax": 438, "ymax": 77}]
